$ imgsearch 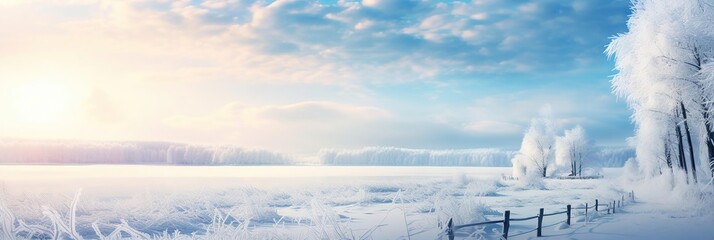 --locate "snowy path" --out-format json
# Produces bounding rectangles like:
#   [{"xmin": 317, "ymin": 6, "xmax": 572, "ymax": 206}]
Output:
[{"xmin": 533, "ymin": 202, "xmax": 714, "ymax": 240}]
